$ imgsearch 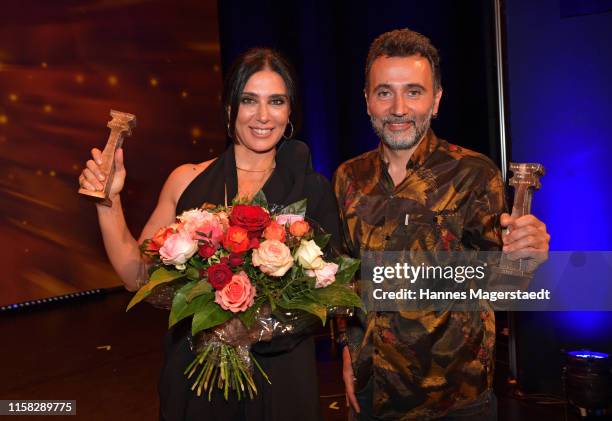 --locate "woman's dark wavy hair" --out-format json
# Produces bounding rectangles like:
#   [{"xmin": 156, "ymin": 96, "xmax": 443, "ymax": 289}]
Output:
[{"xmin": 223, "ymin": 48, "xmax": 300, "ymax": 140}]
